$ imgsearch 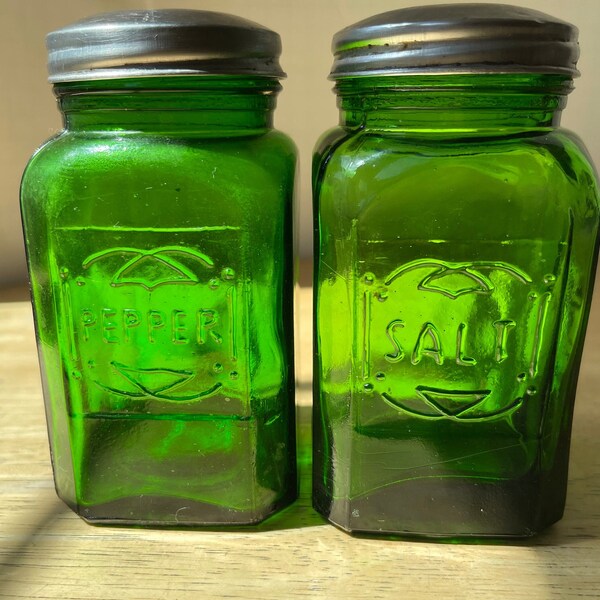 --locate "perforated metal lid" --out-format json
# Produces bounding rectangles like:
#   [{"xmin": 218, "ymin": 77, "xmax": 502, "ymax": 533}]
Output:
[
  {"xmin": 47, "ymin": 9, "xmax": 285, "ymax": 83},
  {"xmin": 331, "ymin": 3, "xmax": 579, "ymax": 79}
]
